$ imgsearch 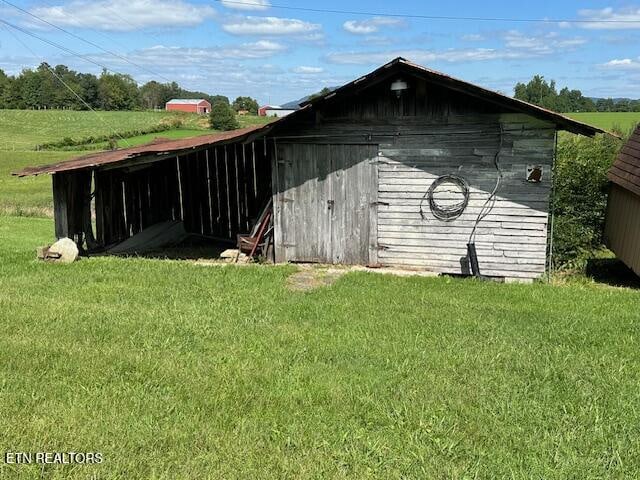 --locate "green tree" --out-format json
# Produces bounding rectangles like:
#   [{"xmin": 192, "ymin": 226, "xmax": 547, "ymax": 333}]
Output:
[
  {"xmin": 514, "ymin": 75, "xmax": 558, "ymax": 109},
  {"xmin": 77, "ymin": 72, "xmax": 100, "ymax": 109},
  {"xmin": 98, "ymin": 70, "xmax": 140, "ymax": 110},
  {"xmin": 309, "ymin": 87, "xmax": 332, "ymax": 101},
  {"xmin": 140, "ymin": 80, "xmax": 166, "ymax": 109},
  {"xmin": 0, "ymin": 69, "xmax": 10, "ymax": 108},
  {"xmin": 2, "ymin": 76, "xmax": 22, "ymax": 108},
  {"xmin": 232, "ymin": 96, "xmax": 259, "ymax": 114},
  {"xmin": 209, "ymin": 101, "xmax": 239, "ymax": 131},
  {"xmin": 209, "ymin": 95, "xmax": 230, "ymax": 106},
  {"xmin": 515, "ymin": 75, "xmax": 599, "ymax": 112},
  {"xmin": 19, "ymin": 69, "xmax": 44, "ymax": 109},
  {"xmin": 552, "ymin": 133, "xmax": 621, "ymax": 267}
]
